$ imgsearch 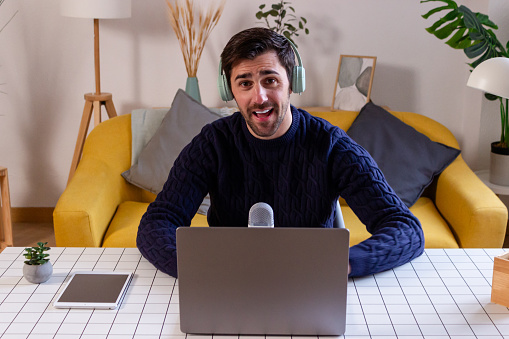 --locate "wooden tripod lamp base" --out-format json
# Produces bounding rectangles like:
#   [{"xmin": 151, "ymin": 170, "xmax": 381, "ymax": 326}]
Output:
[
  {"xmin": 0, "ymin": 166, "xmax": 13, "ymax": 251},
  {"xmin": 67, "ymin": 92, "xmax": 117, "ymax": 185}
]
